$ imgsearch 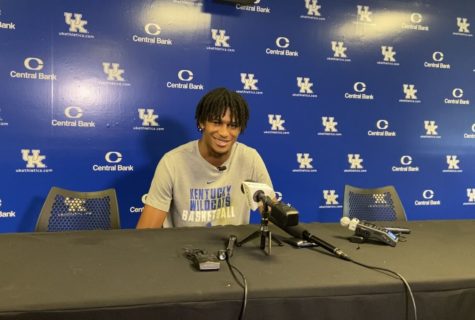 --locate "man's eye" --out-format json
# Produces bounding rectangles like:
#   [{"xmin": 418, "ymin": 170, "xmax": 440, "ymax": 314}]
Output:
[{"xmin": 230, "ymin": 123, "xmax": 238, "ymax": 128}]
